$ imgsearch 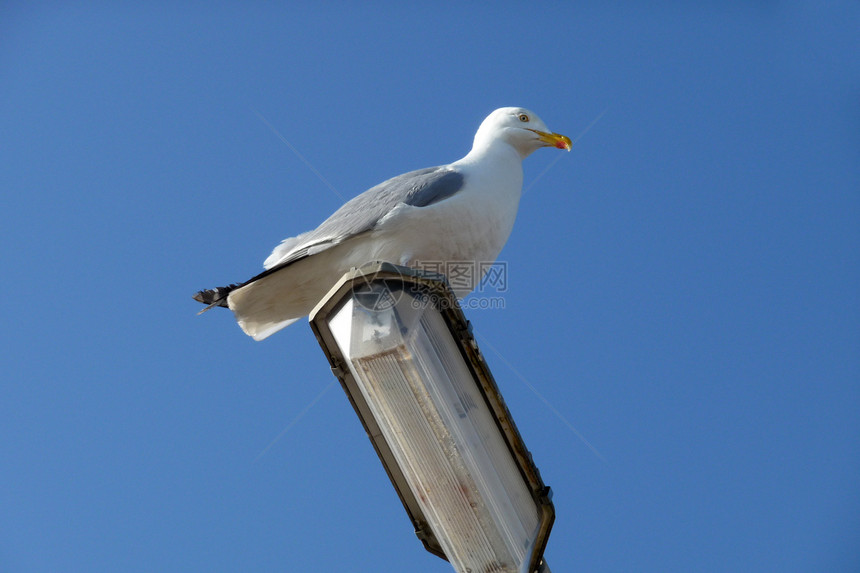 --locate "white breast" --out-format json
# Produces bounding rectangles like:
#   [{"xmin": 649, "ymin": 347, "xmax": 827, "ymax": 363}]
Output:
[{"xmin": 369, "ymin": 145, "xmax": 524, "ymax": 289}]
